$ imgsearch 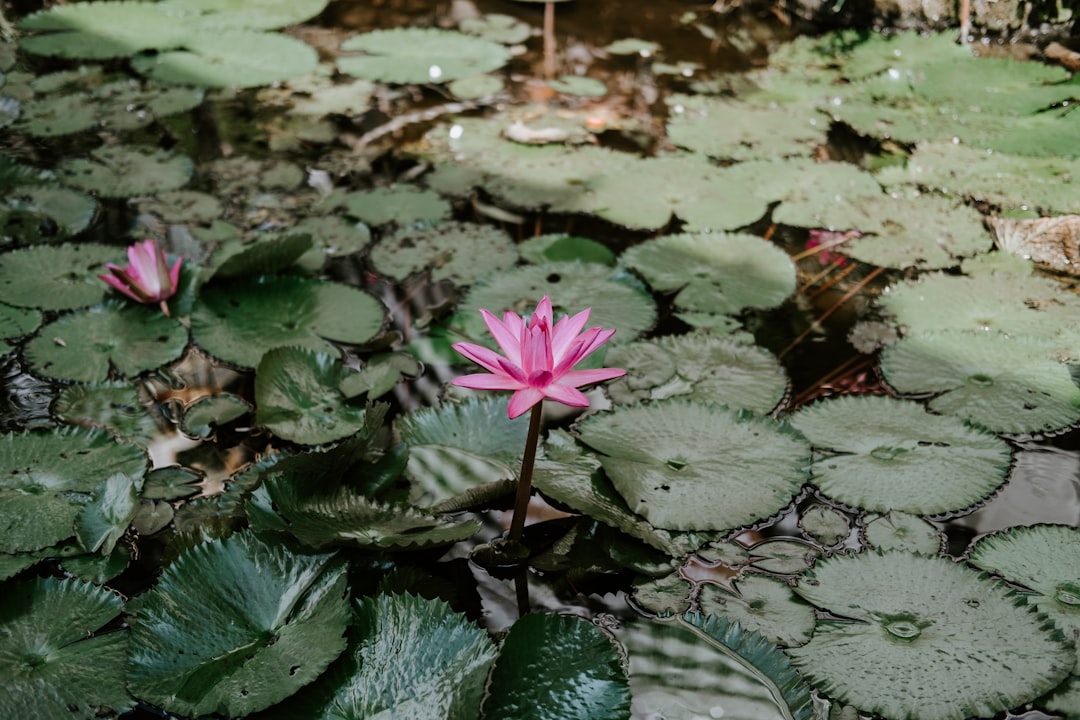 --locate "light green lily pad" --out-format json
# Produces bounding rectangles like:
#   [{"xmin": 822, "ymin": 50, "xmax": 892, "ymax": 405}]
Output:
[
  {"xmin": 788, "ymin": 550, "xmax": 1075, "ymax": 720},
  {"xmin": 0, "ymin": 427, "xmax": 147, "ymax": 553},
  {"xmin": 17, "ymin": 2, "xmax": 196, "ymax": 59},
  {"xmin": 190, "ymin": 275, "xmax": 385, "ymax": 368},
  {"xmin": 605, "ymin": 332, "xmax": 788, "ymax": 414},
  {"xmin": 127, "ymin": 531, "xmax": 350, "ymax": 718},
  {"xmin": 576, "ymin": 401, "xmax": 810, "ymax": 532},
  {"xmin": 133, "ymin": 31, "xmax": 319, "ymax": 88},
  {"xmin": 667, "ymin": 94, "xmax": 827, "ymax": 161},
  {"xmin": 371, "ymin": 221, "xmax": 516, "ymax": 286},
  {"xmin": 622, "ymin": 232, "xmax": 796, "ymax": 315},
  {"xmin": 157, "ymin": 0, "xmax": 330, "ymax": 31},
  {"xmin": 15, "ymin": 81, "xmax": 205, "ymax": 137},
  {"xmin": 337, "ymin": 28, "xmax": 512, "ymax": 84},
  {"xmin": 746, "ymin": 538, "xmax": 820, "ymax": 575},
  {"xmin": 342, "ymin": 186, "xmax": 451, "ymax": 227},
  {"xmin": 24, "ymin": 301, "xmax": 188, "ymax": 382},
  {"xmin": 137, "ymin": 189, "xmax": 222, "ymax": 224},
  {"xmin": 0, "ymin": 242, "xmax": 116, "ymax": 310},
  {"xmin": 548, "ymin": 75, "xmax": 608, "ymax": 97},
  {"xmin": 0, "ymin": 577, "xmax": 131, "ymax": 719},
  {"xmin": 790, "ymin": 395, "xmax": 1012, "ymax": 514},
  {"xmin": 54, "ymin": 380, "xmax": 159, "ymax": 445},
  {"xmin": 460, "ymin": 13, "xmax": 532, "ymax": 44},
  {"xmin": 862, "ymin": 512, "xmax": 944, "ymax": 554},
  {"xmin": 880, "ymin": 331, "xmax": 1080, "ymax": 434},
  {"xmin": 605, "ymin": 38, "xmax": 660, "ymax": 55},
  {"xmin": 255, "ymin": 346, "xmax": 369, "ymax": 445},
  {"xmin": 289, "ymin": 215, "xmax": 372, "ymax": 258},
  {"xmin": 799, "ymin": 503, "xmax": 851, "ymax": 547},
  {"xmin": 448, "ymin": 74, "xmax": 505, "ymax": 99},
  {"xmin": 742, "ymin": 158, "xmax": 884, "ymax": 230},
  {"xmin": 57, "ymin": 145, "xmax": 193, "ymax": 198},
  {"xmin": 699, "ymin": 574, "xmax": 816, "ymax": 648}
]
